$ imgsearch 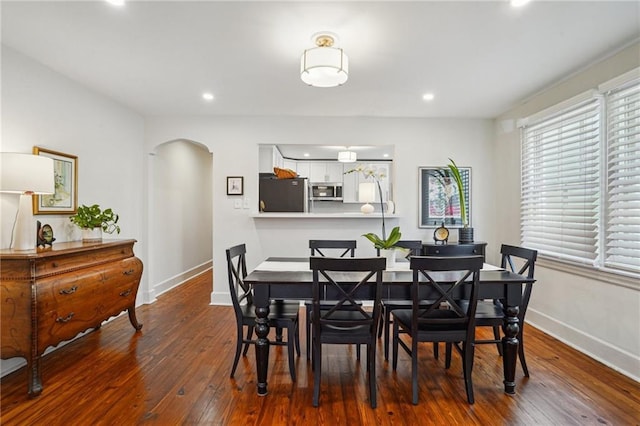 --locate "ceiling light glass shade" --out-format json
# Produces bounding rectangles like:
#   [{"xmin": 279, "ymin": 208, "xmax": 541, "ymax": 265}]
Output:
[
  {"xmin": 337, "ymin": 151, "xmax": 357, "ymax": 163},
  {"xmin": 300, "ymin": 47, "xmax": 349, "ymax": 88}
]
